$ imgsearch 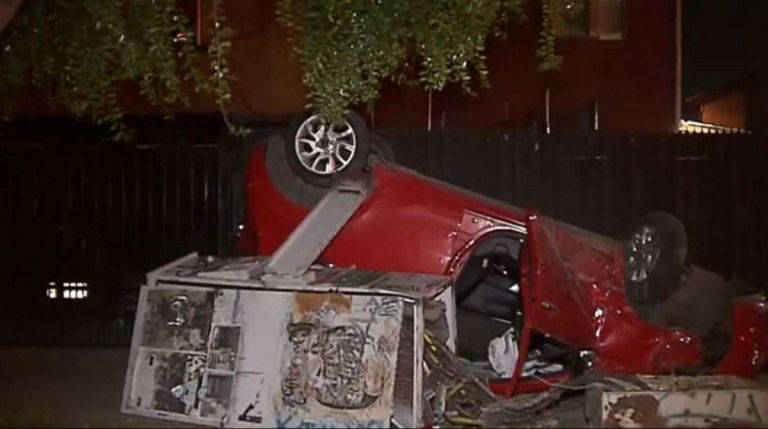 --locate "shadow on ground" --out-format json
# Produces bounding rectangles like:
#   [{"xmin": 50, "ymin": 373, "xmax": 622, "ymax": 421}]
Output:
[{"xmin": 0, "ymin": 347, "xmax": 203, "ymax": 428}]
